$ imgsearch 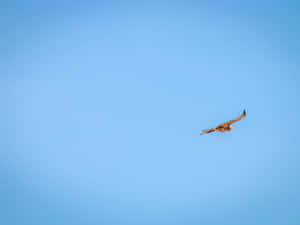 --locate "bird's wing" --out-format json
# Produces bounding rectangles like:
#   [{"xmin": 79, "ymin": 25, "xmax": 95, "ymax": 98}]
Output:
[
  {"xmin": 219, "ymin": 110, "xmax": 246, "ymax": 126},
  {"xmin": 200, "ymin": 127, "xmax": 216, "ymax": 135}
]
